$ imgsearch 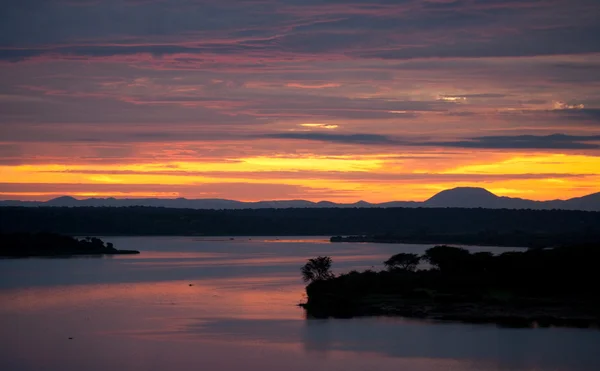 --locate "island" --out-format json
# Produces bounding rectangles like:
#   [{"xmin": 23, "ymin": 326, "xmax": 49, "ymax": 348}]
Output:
[
  {"xmin": 300, "ymin": 245, "xmax": 600, "ymax": 328},
  {"xmin": 0, "ymin": 233, "xmax": 140, "ymax": 257}
]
